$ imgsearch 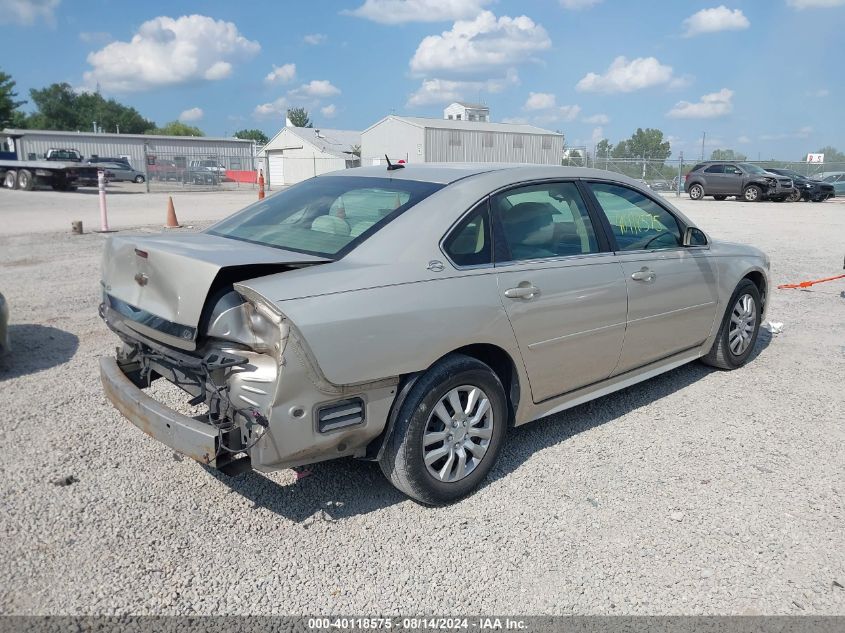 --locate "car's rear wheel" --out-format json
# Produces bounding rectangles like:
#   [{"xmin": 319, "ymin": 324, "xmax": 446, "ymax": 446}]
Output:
[
  {"xmin": 134, "ymin": 175, "xmax": 145, "ymax": 184},
  {"xmin": 787, "ymin": 189, "xmax": 802, "ymax": 202},
  {"xmin": 688, "ymin": 184, "xmax": 704, "ymax": 200},
  {"xmin": 714, "ymin": 195, "xmax": 727, "ymax": 201},
  {"xmin": 379, "ymin": 354, "xmax": 507, "ymax": 506},
  {"xmin": 743, "ymin": 185, "xmax": 762, "ymax": 202},
  {"xmin": 3, "ymin": 170, "xmax": 18, "ymax": 189},
  {"xmin": 702, "ymin": 279, "xmax": 762, "ymax": 370}
]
